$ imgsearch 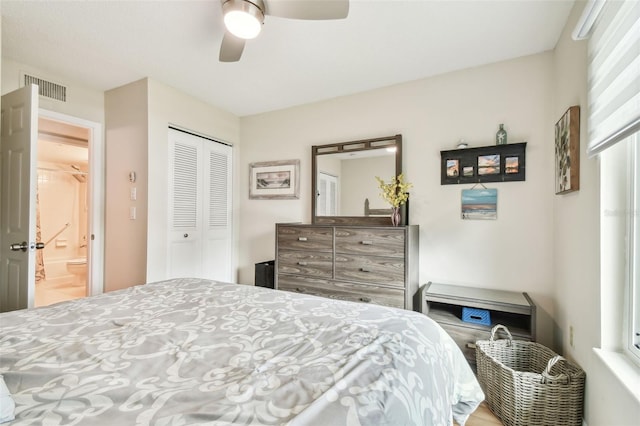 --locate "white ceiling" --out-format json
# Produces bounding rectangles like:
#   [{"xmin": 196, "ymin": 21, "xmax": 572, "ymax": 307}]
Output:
[{"xmin": 1, "ymin": 0, "xmax": 575, "ymax": 117}]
